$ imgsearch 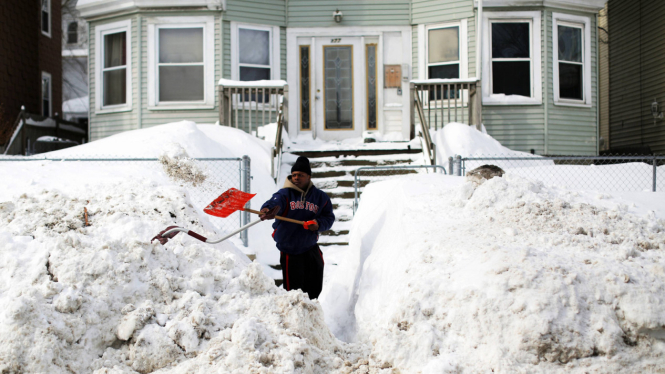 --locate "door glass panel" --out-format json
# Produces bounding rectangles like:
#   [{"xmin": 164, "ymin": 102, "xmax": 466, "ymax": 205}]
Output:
[
  {"xmin": 300, "ymin": 45, "xmax": 311, "ymax": 130},
  {"xmin": 324, "ymin": 46, "xmax": 353, "ymax": 130},
  {"xmin": 366, "ymin": 44, "xmax": 377, "ymax": 129}
]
